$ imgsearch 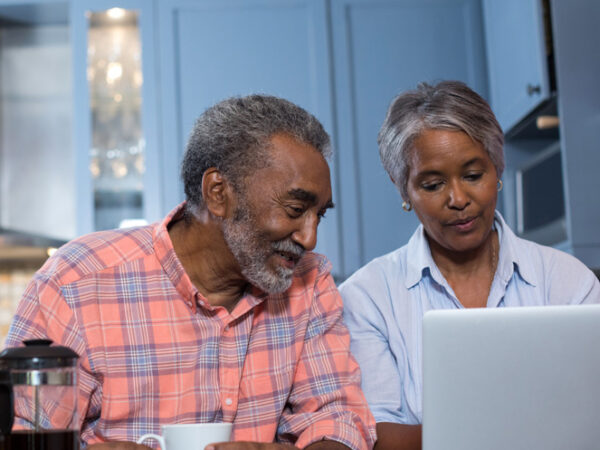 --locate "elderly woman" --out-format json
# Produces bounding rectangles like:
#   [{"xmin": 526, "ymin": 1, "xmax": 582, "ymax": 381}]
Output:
[{"xmin": 339, "ymin": 81, "xmax": 600, "ymax": 450}]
